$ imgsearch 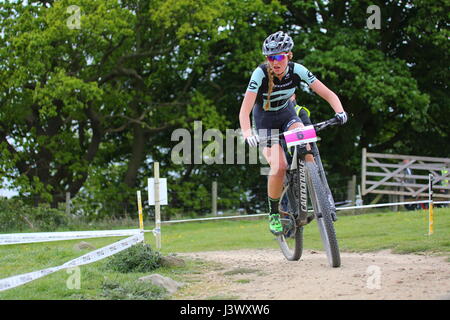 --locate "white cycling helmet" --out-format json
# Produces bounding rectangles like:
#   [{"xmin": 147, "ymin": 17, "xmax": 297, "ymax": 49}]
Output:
[{"xmin": 262, "ymin": 31, "xmax": 294, "ymax": 56}]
